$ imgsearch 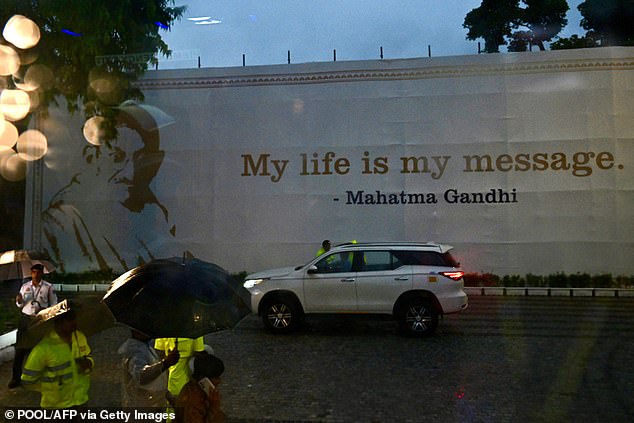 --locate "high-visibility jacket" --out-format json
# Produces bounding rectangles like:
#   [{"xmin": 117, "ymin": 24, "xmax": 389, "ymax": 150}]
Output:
[
  {"xmin": 154, "ymin": 337, "xmax": 204, "ymax": 396},
  {"xmin": 21, "ymin": 330, "xmax": 93, "ymax": 408}
]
